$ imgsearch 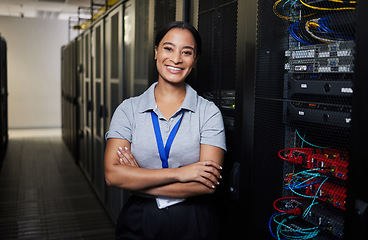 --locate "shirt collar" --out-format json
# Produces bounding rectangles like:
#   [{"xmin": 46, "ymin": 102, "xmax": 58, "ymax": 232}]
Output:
[{"xmin": 138, "ymin": 82, "xmax": 197, "ymax": 113}]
